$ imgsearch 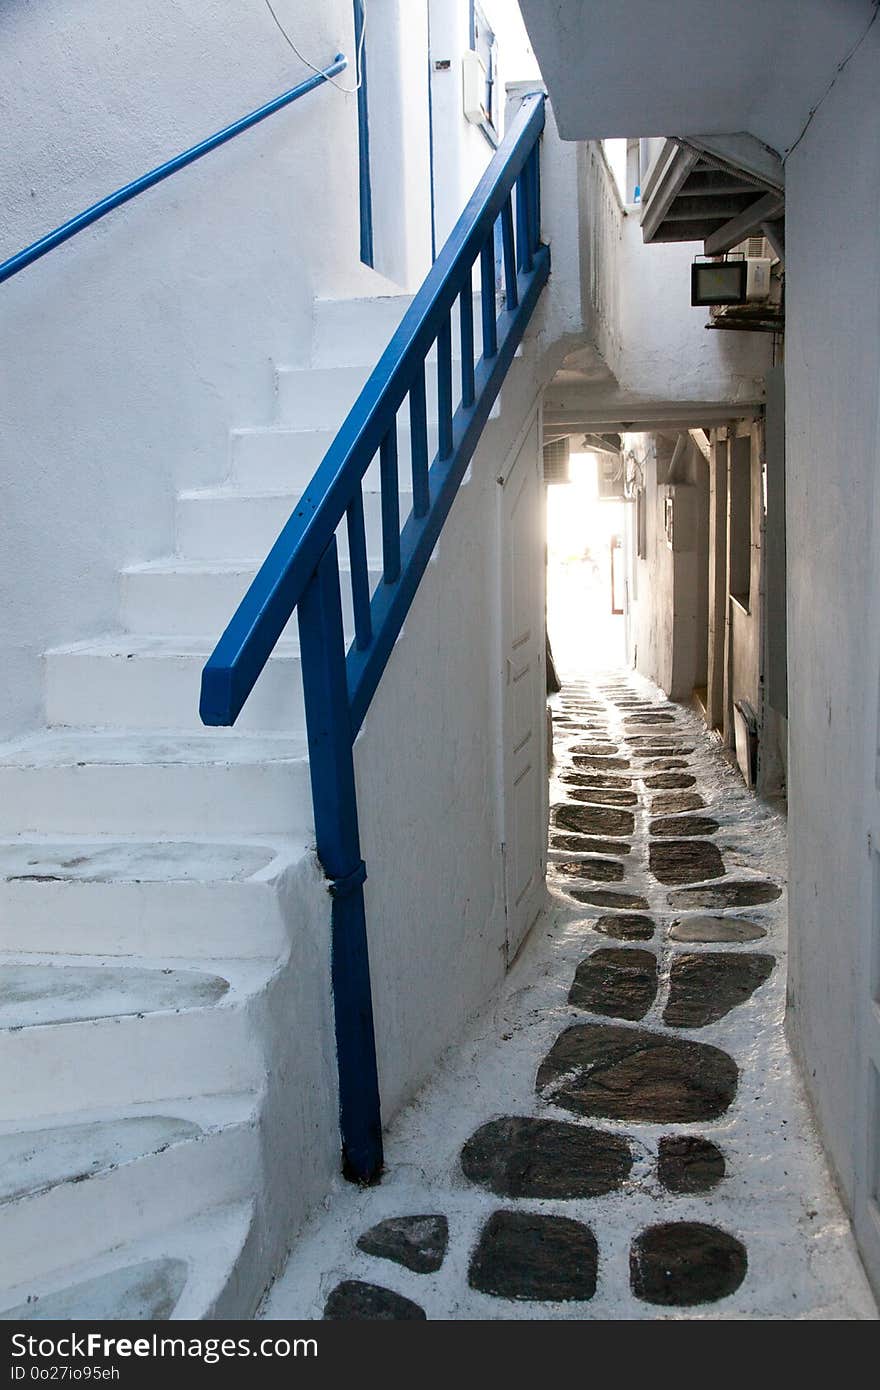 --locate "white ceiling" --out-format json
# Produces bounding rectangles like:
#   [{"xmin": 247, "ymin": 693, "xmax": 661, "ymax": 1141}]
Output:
[{"xmin": 518, "ymin": 0, "xmax": 877, "ymax": 154}]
